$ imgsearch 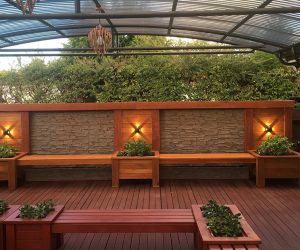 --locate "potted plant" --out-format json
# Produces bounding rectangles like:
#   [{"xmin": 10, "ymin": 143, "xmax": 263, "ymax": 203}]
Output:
[
  {"xmin": 4, "ymin": 200, "xmax": 64, "ymax": 250},
  {"xmin": 192, "ymin": 200, "xmax": 261, "ymax": 250},
  {"xmin": 0, "ymin": 200, "xmax": 20, "ymax": 250},
  {"xmin": 249, "ymin": 135, "xmax": 300, "ymax": 187},
  {"xmin": 0, "ymin": 142, "xmax": 26, "ymax": 192},
  {"xmin": 112, "ymin": 139, "xmax": 159, "ymax": 187}
]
